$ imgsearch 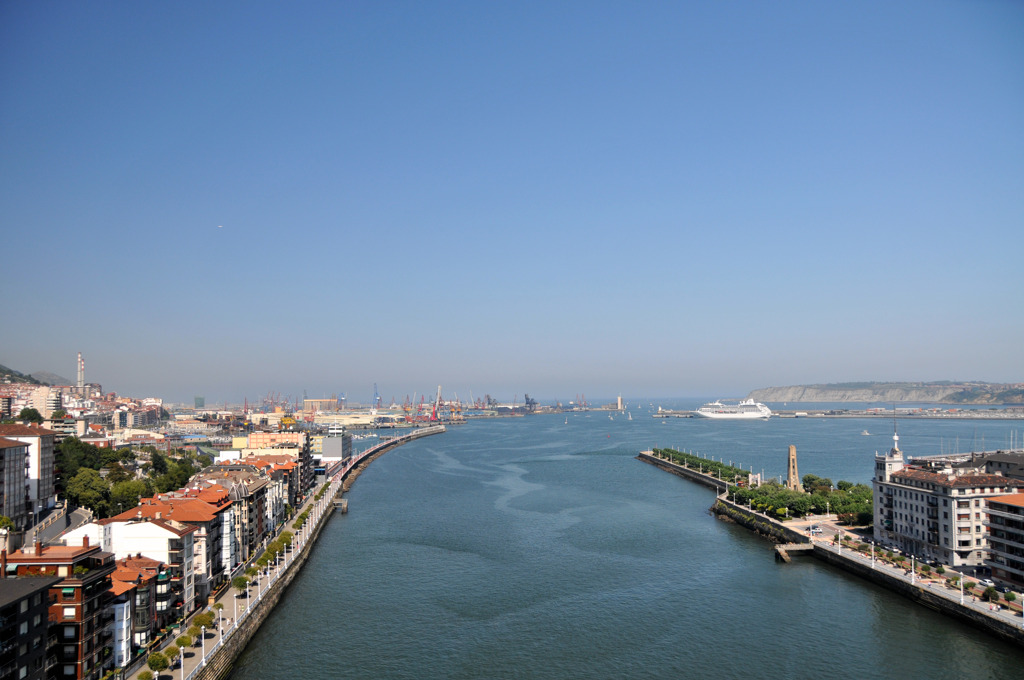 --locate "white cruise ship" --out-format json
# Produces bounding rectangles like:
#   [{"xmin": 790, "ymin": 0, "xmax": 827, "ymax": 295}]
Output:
[{"xmin": 693, "ymin": 399, "xmax": 772, "ymax": 420}]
